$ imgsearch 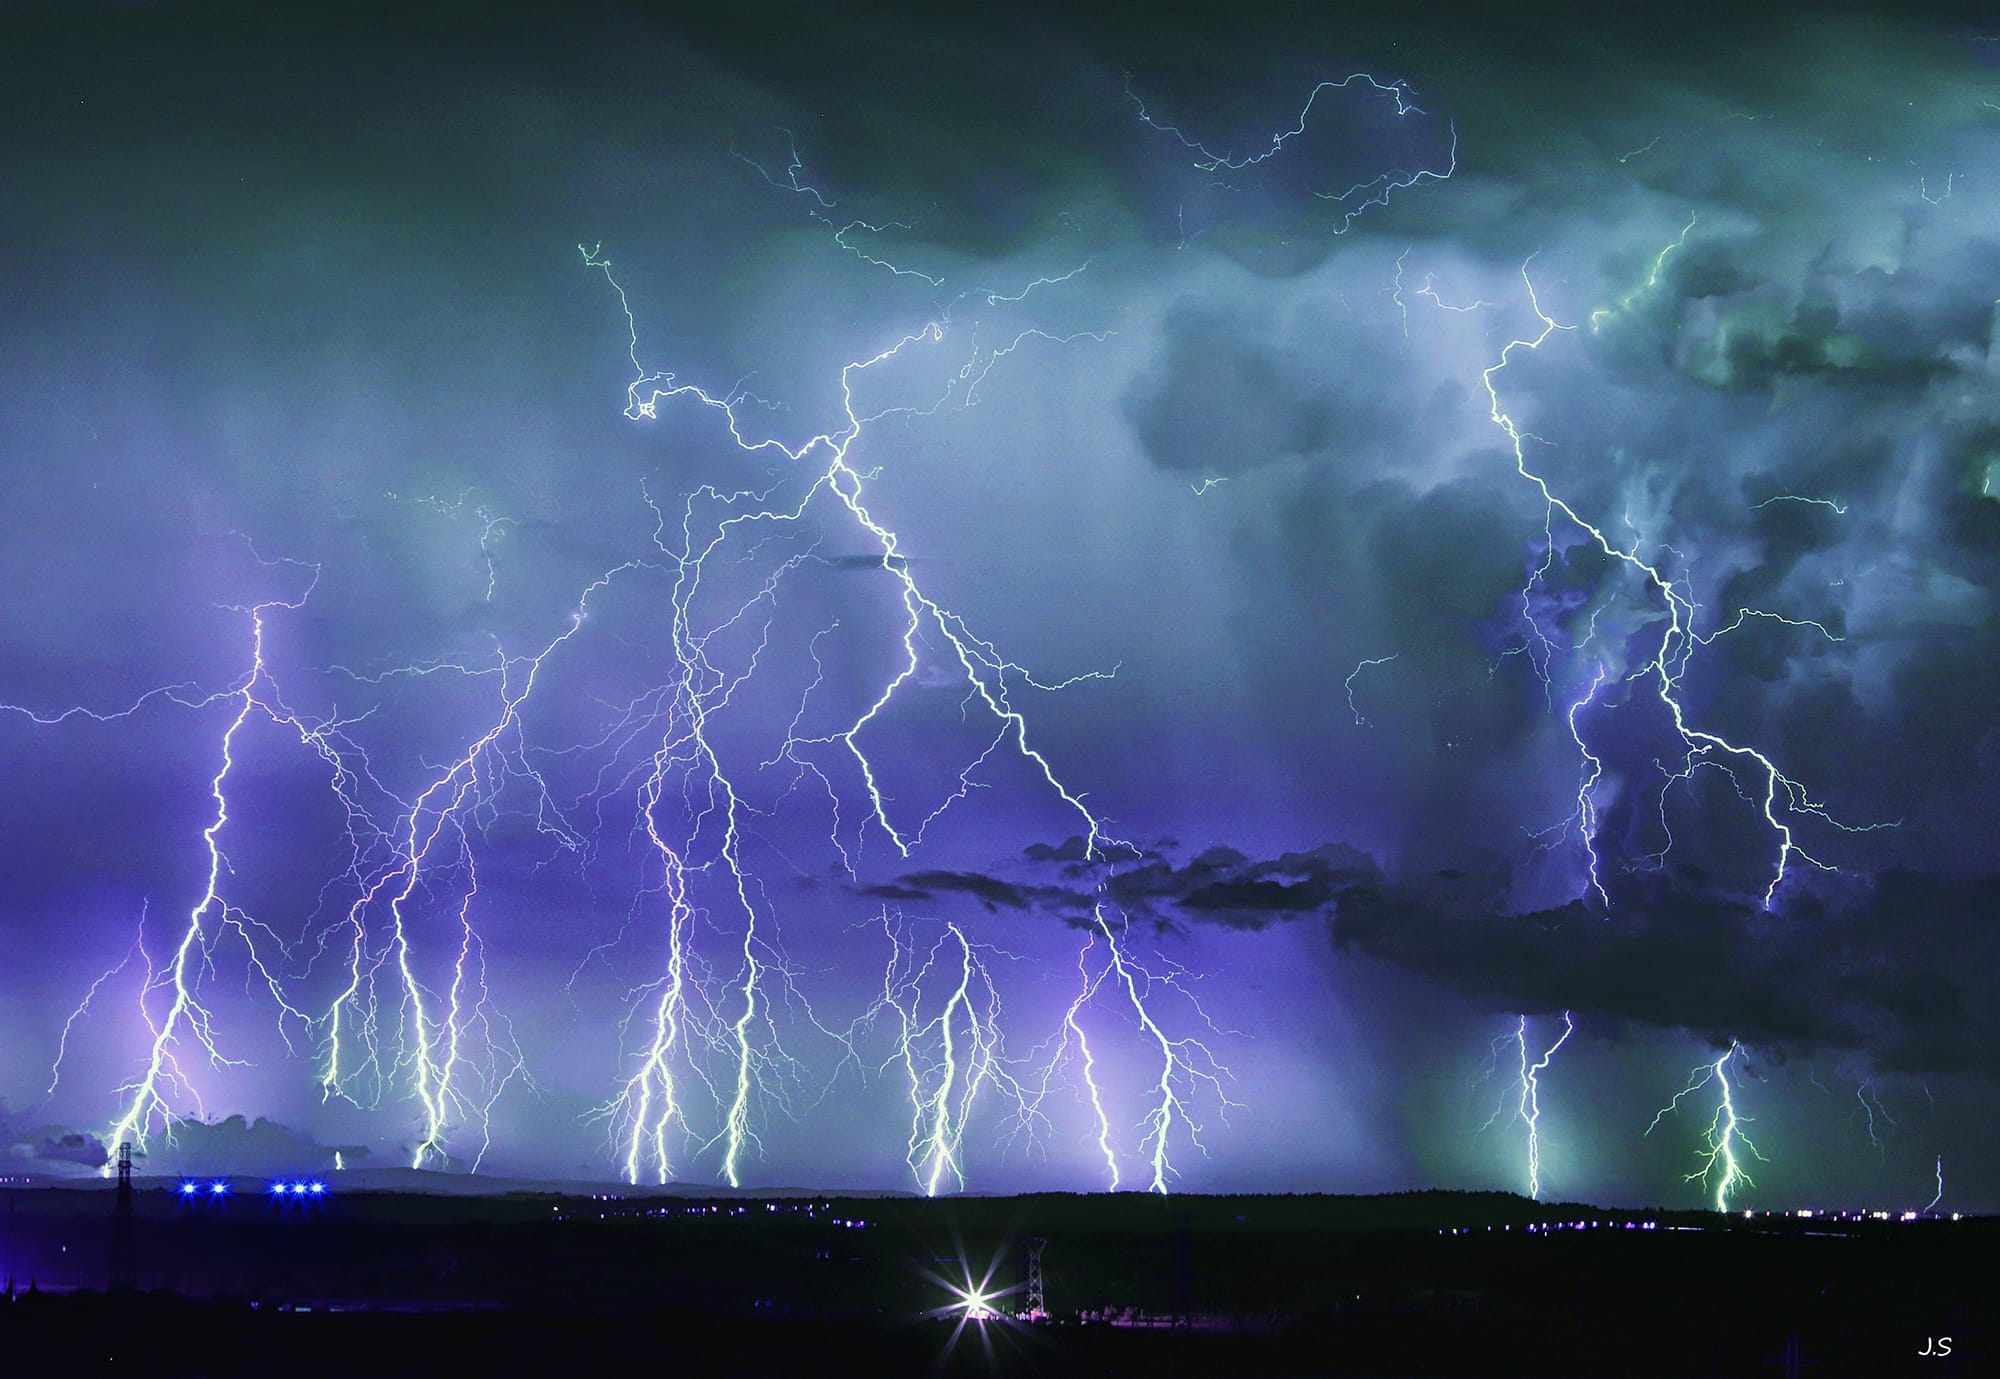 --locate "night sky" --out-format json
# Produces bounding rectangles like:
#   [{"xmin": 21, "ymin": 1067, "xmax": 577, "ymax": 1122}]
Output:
[{"xmin": 2, "ymin": 0, "xmax": 1996, "ymax": 1211}]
